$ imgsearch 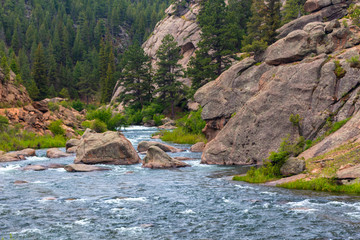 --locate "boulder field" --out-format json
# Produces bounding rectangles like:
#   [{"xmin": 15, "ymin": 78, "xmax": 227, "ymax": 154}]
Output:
[{"xmin": 195, "ymin": 0, "xmax": 360, "ymax": 165}]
